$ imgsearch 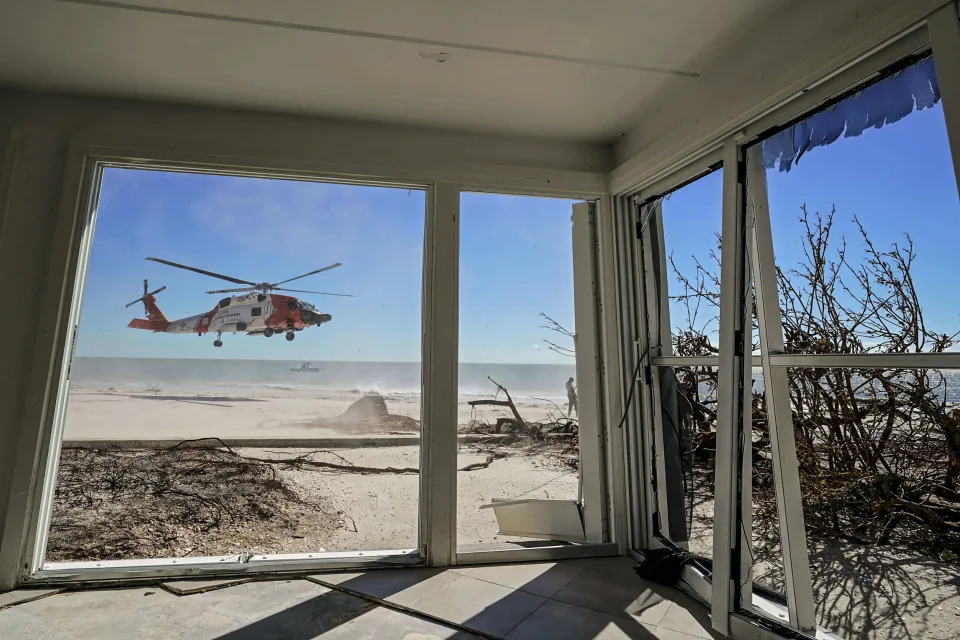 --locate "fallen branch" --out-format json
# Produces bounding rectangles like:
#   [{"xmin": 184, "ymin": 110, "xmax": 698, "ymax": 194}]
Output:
[
  {"xmin": 459, "ymin": 453, "xmax": 505, "ymax": 471},
  {"xmin": 468, "ymin": 377, "xmax": 533, "ymax": 436},
  {"xmin": 167, "ymin": 441, "xmax": 504, "ymax": 475}
]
